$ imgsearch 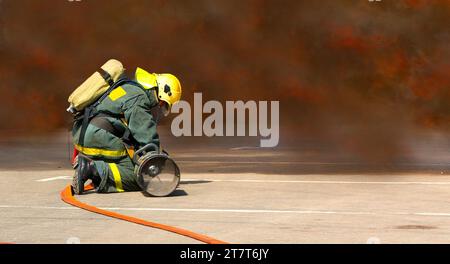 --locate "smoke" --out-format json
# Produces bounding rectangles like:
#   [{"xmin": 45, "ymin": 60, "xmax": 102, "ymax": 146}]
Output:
[{"xmin": 0, "ymin": 0, "xmax": 449, "ymax": 163}]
